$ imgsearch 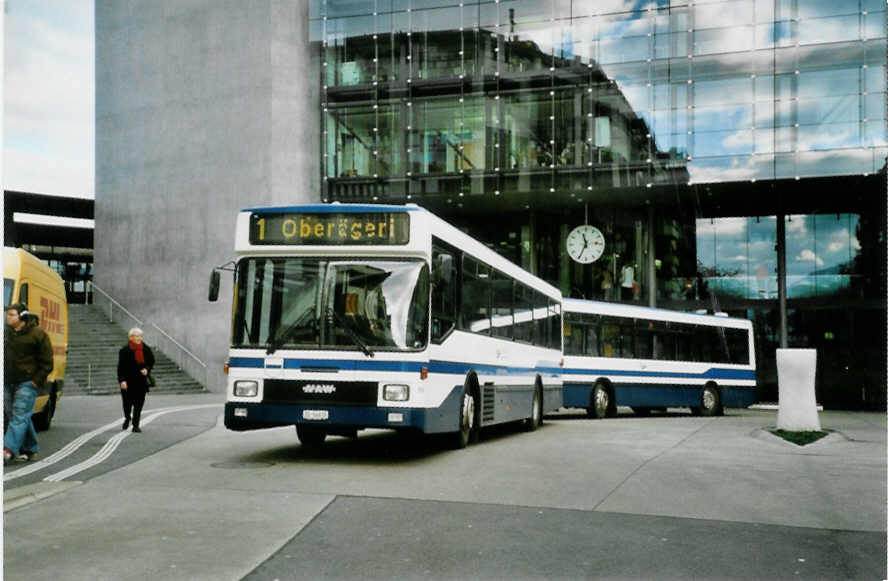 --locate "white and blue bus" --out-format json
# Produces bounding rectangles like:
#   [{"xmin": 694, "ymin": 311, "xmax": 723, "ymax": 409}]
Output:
[
  {"xmin": 561, "ymin": 298, "xmax": 756, "ymax": 418},
  {"xmin": 211, "ymin": 204, "xmax": 563, "ymax": 448}
]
